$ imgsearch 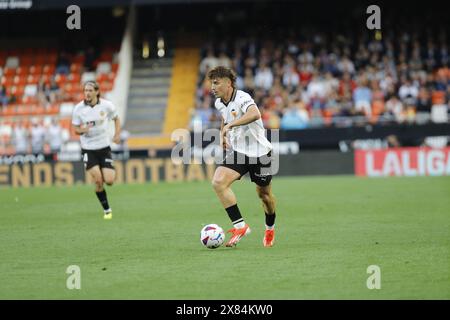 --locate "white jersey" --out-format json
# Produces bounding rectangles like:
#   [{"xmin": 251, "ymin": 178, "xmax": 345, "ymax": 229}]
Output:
[
  {"xmin": 214, "ymin": 89, "xmax": 272, "ymax": 157},
  {"xmin": 72, "ymin": 98, "xmax": 118, "ymax": 150}
]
